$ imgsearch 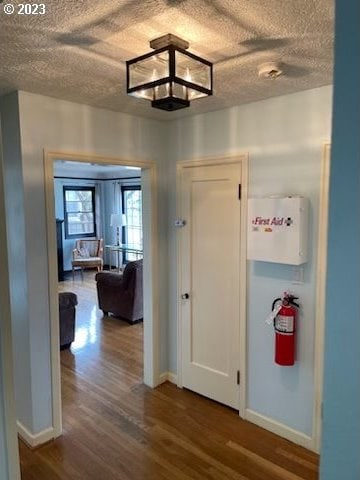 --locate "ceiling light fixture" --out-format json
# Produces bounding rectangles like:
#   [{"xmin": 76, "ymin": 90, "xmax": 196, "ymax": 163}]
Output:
[{"xmin": 126, "ymin": 33, "xmax": 213, "ymax": 111}]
